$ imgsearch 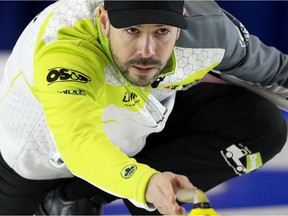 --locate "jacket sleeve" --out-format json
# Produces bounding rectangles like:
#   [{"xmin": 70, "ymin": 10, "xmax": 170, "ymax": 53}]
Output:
[
  {"xmin": 214, "ymin": 8, "xmax": 288, "ymax": 110},
  {"xmin": 213, "ymin": 8, "xmax": 288, "ymax": 86},
  {"xmin": 179, "ymin": 0, "xmax": 288, "ymax": 110},
  {"xmin": 33, "ymin": 18, "xmax": 158, "ymax": 210}
]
